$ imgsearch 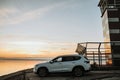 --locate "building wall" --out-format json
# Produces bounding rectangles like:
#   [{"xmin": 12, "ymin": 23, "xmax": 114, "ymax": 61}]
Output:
[
  {"xmin": 99, "ymin": 0, "xmax": 120, "ymax": 66},
  {"xmin": 102, "ymin": 10, "xmax": 112, "ymax": 65},
  {"xmin": 108, "ymin": 8, "xmax": 120, "ymax": 66}
]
